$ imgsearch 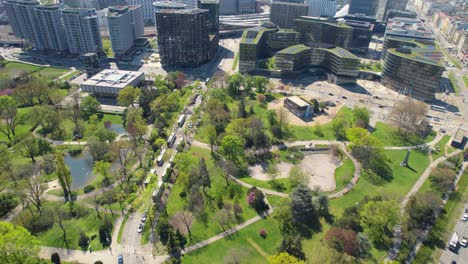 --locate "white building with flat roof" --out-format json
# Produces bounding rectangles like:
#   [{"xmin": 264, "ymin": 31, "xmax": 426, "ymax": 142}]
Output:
[{"xmin": 80, "ymin": 69, "xmax": 145, "ymax": 96}]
